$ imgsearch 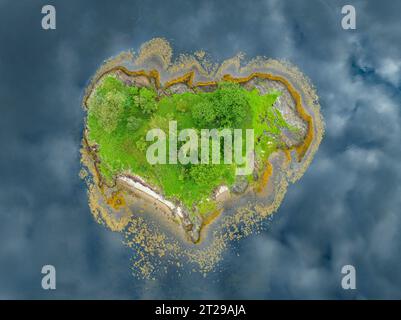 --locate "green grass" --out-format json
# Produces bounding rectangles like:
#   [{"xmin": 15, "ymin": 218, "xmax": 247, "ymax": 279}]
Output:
[{"xmin": 86, "ymin": 75, "xmax": 293, "ymax": 215}]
